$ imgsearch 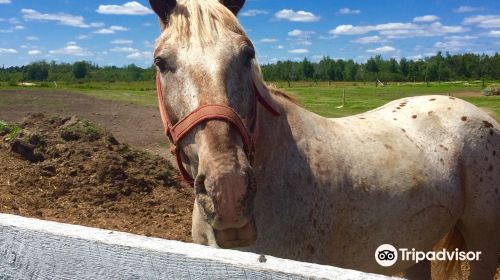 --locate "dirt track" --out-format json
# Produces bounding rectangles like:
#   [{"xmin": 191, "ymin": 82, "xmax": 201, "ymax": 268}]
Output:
[{"xmin": 0, "ymin": 90, "xmax": 168, "ymax": 156}]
